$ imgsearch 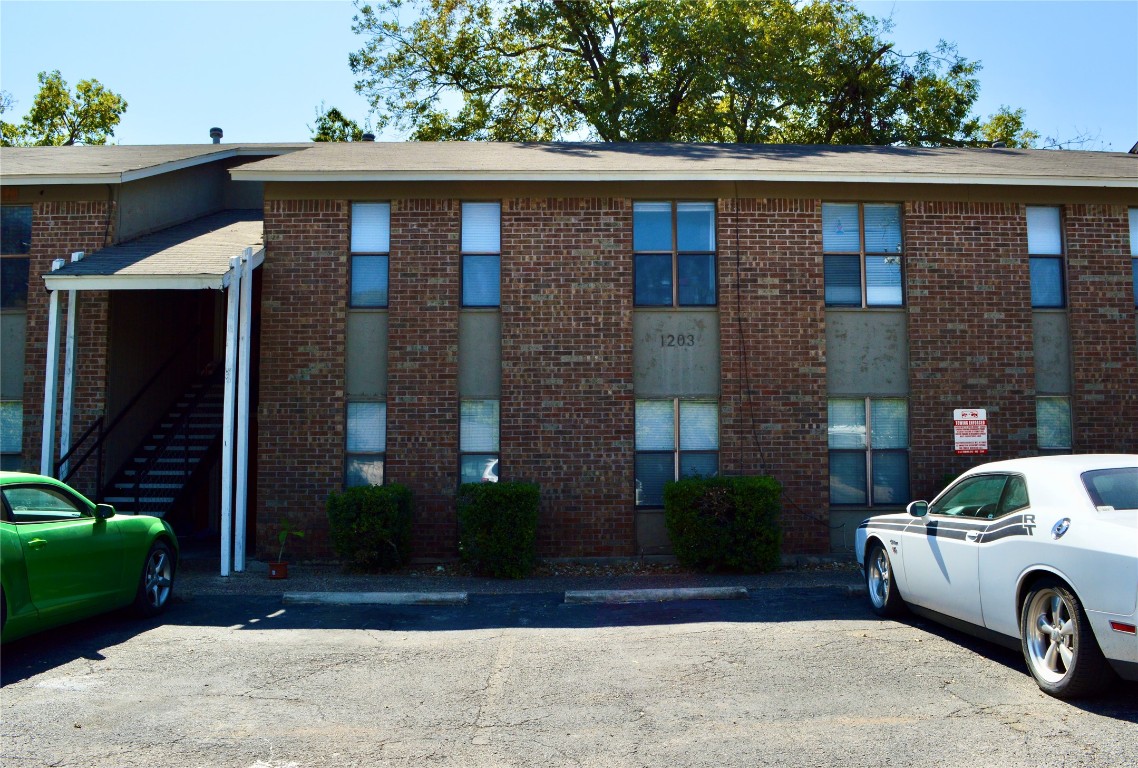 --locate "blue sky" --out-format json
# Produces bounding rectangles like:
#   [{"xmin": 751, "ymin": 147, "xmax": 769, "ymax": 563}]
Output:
[{"xmin": 1, "ymin": 0, "xmax": 1135, "ymax": 151}]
